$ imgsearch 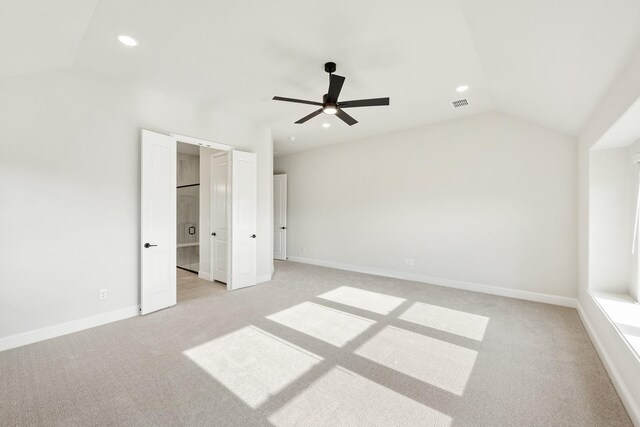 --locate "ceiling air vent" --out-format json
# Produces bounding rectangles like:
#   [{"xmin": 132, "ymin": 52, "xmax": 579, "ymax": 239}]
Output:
[{"xmin": 451, "ymin": 98, "xmax": 469, "ymax": 108}]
